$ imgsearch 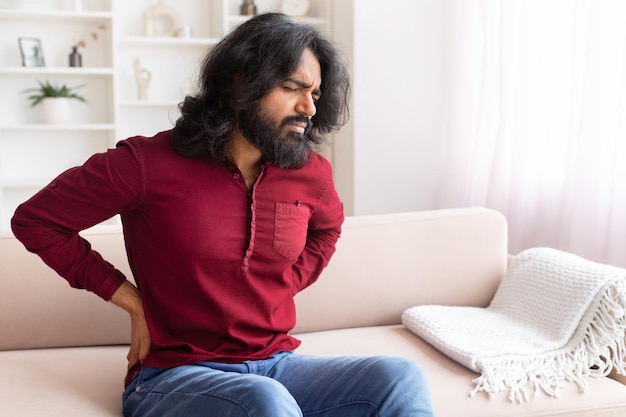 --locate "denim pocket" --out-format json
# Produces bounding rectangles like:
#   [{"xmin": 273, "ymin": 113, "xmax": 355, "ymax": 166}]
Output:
[
  {"xmin": 273, "ymin": 202, "xmax": 310, "ymax": 260},
  {"xmin": 122, "ymin": 367, "xmax": 146, "ymax": 416},
  {"xmin": 122, "ymin": 366, "xmax": 168, "ymax": 416}
]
